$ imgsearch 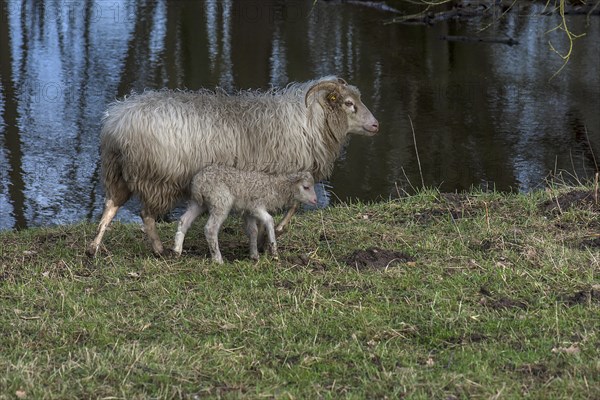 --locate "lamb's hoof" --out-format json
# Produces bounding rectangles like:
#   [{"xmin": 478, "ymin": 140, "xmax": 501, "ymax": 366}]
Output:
[
  {"xmin": 267, "ymin": 243, "xmax": 279, "ymax": 257},
  {"xmin": 250, "ymin": 253, "xmax": 260, "ymax": 261},
  {"xmin": 275, "ymin": 227, "xmax": 286, "ymax": 238}
]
